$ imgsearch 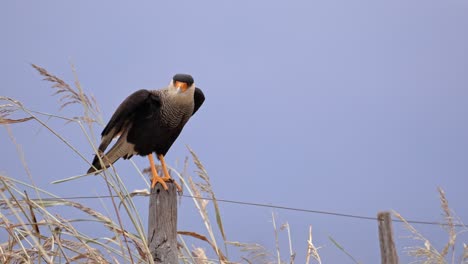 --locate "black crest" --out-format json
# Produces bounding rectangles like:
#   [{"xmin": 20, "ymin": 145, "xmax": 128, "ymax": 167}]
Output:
[{"xmin": 173, "ymin": 74, "xmax": 194, "ymax": 86}]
